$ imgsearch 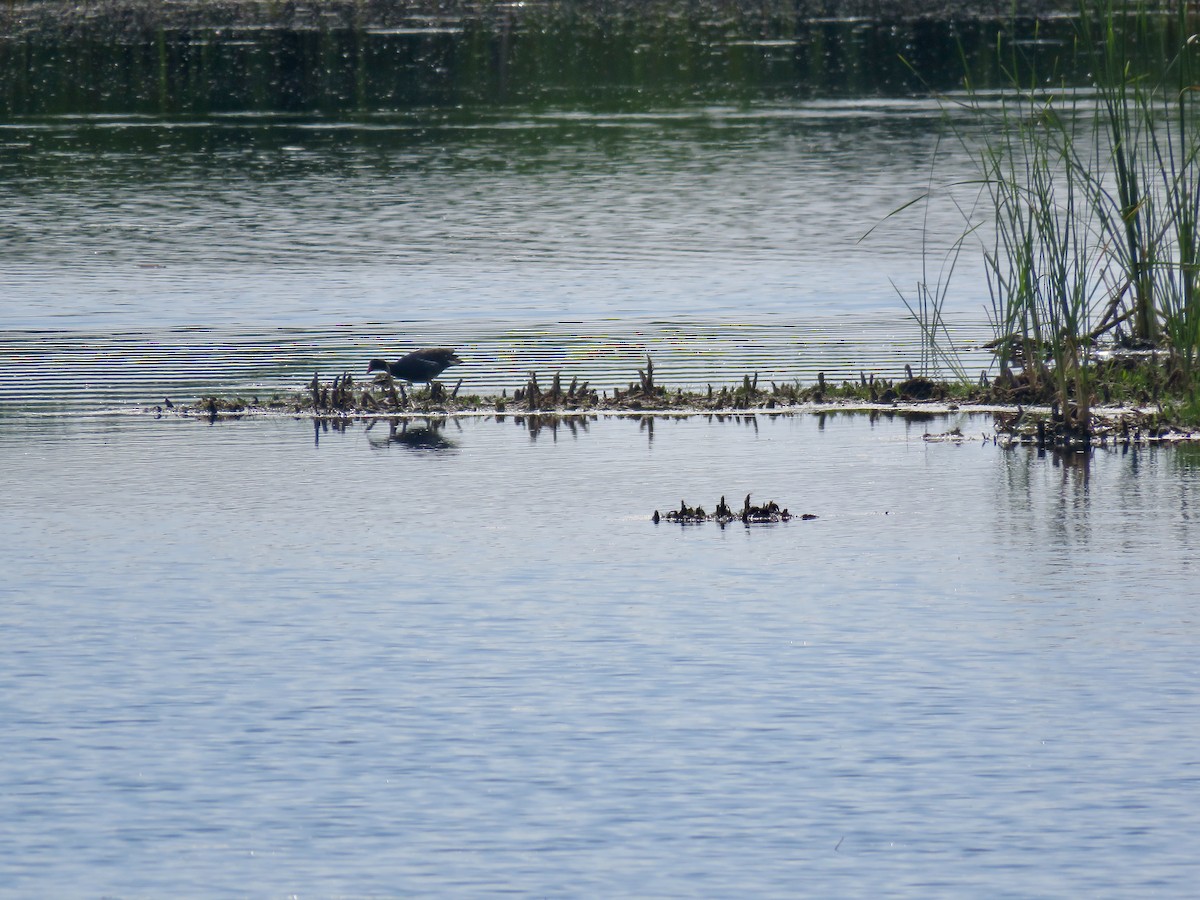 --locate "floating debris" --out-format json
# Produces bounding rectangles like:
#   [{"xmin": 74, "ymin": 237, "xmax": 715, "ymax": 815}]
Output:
[{"xmin": 653, "ymin": 494, "xmax": 816, "ymax": 526}]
